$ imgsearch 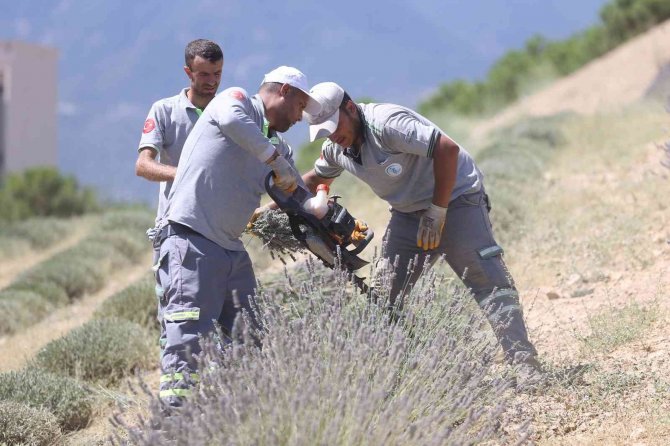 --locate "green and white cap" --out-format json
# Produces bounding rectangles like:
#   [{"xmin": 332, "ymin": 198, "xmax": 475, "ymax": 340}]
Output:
[
  {"xmin": 304, "ymin": 82, "xmax": 345, "ymax": 141},
  {"xmin": 261, "ymin": 66, "xmax": 322, "ymax": 115}
]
